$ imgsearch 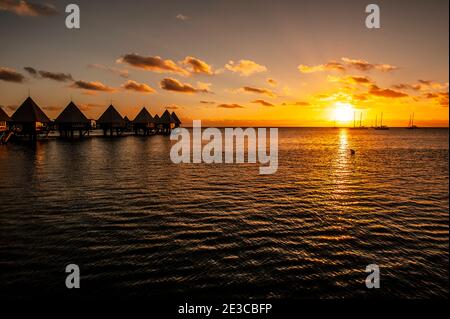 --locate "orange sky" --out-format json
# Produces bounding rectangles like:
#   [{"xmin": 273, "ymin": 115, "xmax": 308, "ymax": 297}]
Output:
[{"xmin": 0, "ymin": 0, "xmax": 448, "ymax": 127}]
